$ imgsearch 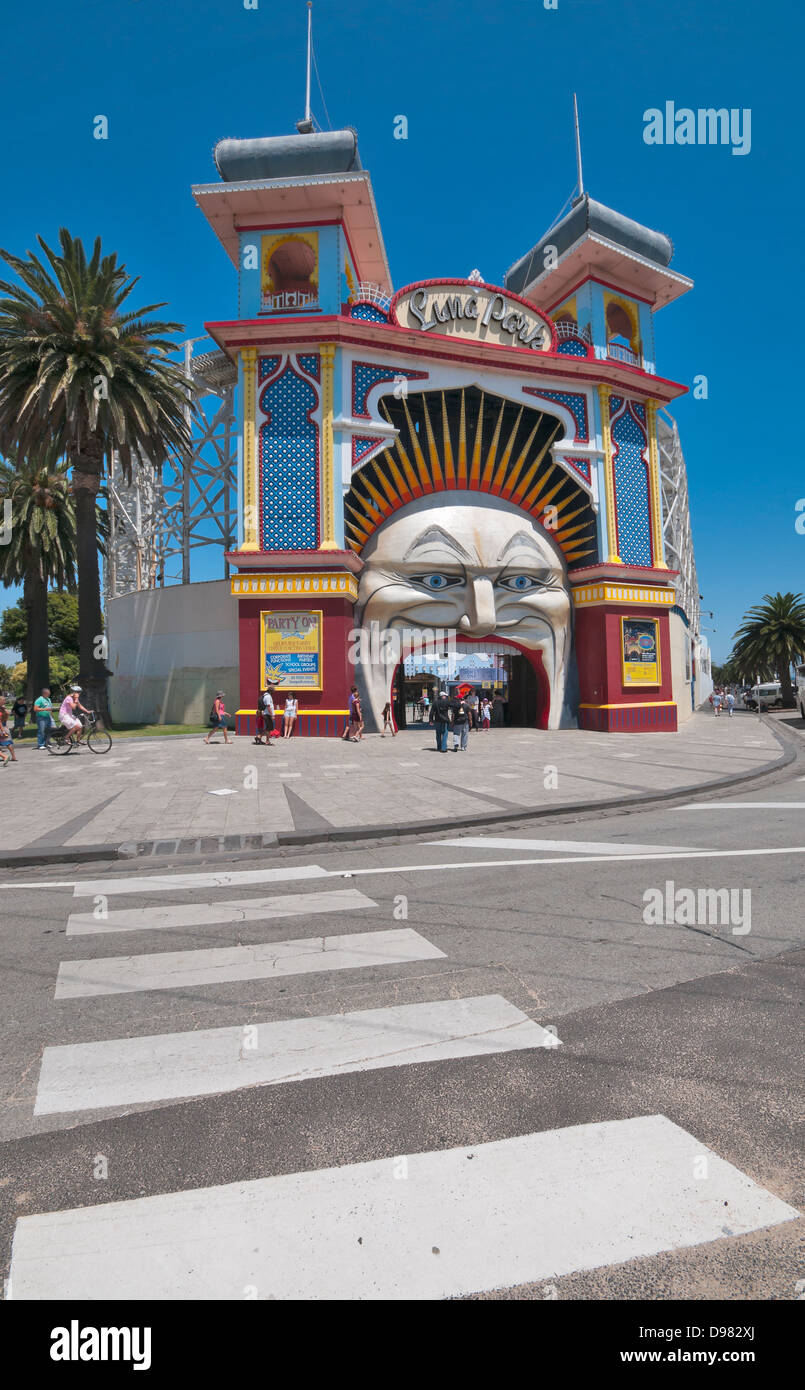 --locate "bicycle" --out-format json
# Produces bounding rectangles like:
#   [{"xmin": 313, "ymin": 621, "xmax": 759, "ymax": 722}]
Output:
[{"xmin": 46, "ymin": 710, "xmax": 113, "ymax": 756}]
